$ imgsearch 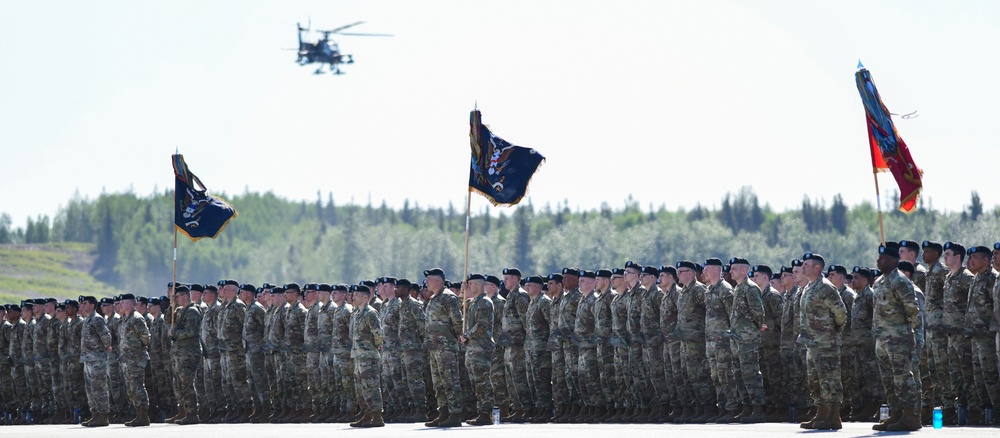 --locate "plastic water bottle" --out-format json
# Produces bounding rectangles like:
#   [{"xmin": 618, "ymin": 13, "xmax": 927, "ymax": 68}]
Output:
[
  {"xmin": 933, "ymin": 406, "xmax": 943, "ymax": 429},
  {"xmin": 492, "ymin": 407, "xmax": 500, "ymax": 425},
  {"xmin": 879, "ymin": 404, "xmax": 889, "ymax": 421},
  {"xmin": 74, "ymin": 408, "xmax": 81, "ymax": 424}
]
